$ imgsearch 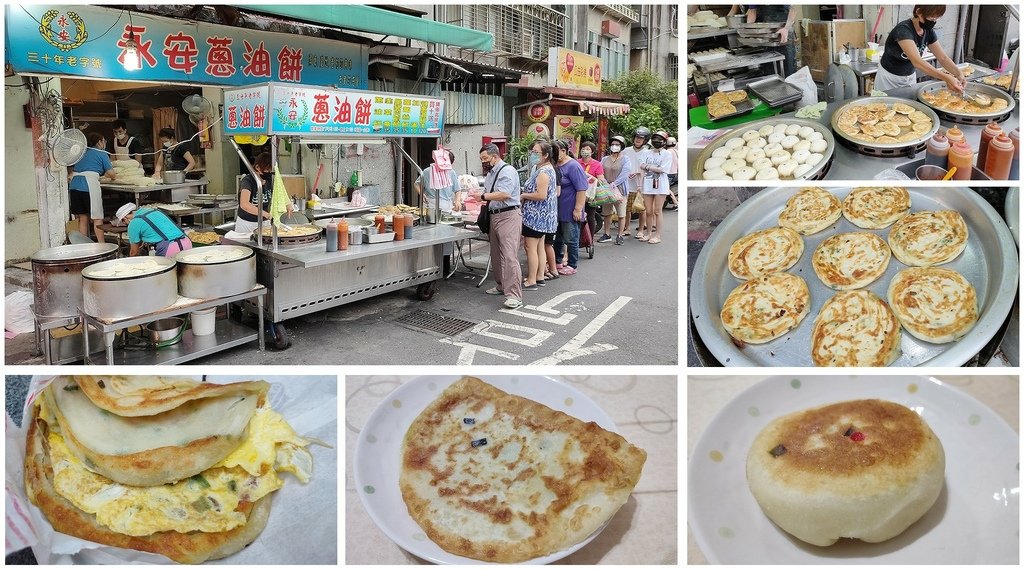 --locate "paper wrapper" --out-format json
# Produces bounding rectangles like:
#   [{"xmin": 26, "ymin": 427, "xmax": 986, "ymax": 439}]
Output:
[{"xmin": 5, "ymin": 375, "xmax": 337, "ymax": 564}]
